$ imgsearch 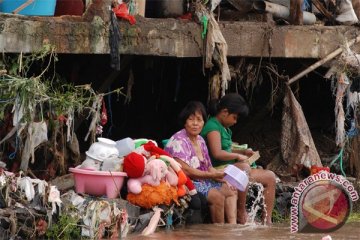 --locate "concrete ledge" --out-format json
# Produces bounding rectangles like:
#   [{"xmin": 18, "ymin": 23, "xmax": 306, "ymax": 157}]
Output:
[{"xmin": 0, "ymin": 13, "xmax": 359, "ymax": 58}]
